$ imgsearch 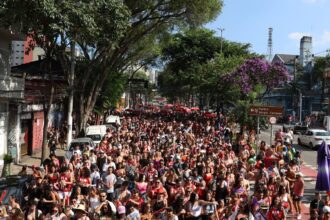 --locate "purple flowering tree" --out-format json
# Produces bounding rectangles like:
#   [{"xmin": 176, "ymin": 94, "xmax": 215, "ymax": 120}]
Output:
[{"xmin": 228, "ymin": 57, "xmax": 289, "ymax": 96}]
